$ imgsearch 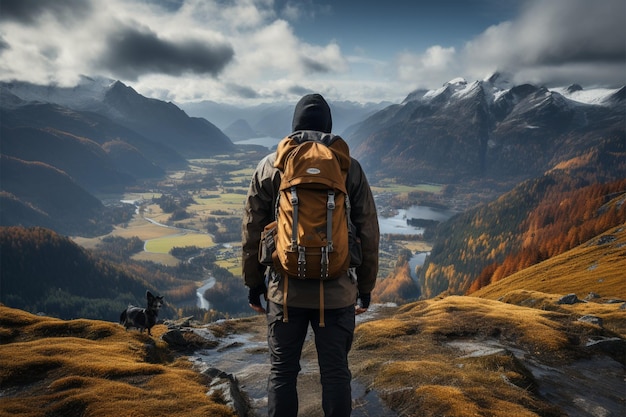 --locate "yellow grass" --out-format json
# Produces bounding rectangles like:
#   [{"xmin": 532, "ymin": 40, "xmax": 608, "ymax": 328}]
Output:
[
  {"xmin": 470, "ymin": 225, "xmax": 626, "ymax": 337},
  {"xmin": 131, "ymin": 251, "xmax": 180, "ymax": 266},
  {"xmin": 111, "ymin": 221, "xmax": 177, "ymax": 240},
  {"xmin": 472, "ymin": 225, "xmax": 626, "ymax": 301},
  {"xmin": 215, "ymin": 259, "xmax": 242, "ymax": 277},
  {"xmin": 351, "ymin": 293, "xmax": 616, "ymax": 416},
  {"xmin": 0, "ymin": 306, "xmax": 235, "ymax": 417},
  {"xmin": 193, "ymin": 193, "xmax": 246, "ymax": 213},
  {"xmin": 396, "ymin": 239, "xmax": 432, "ymax": 252}
]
